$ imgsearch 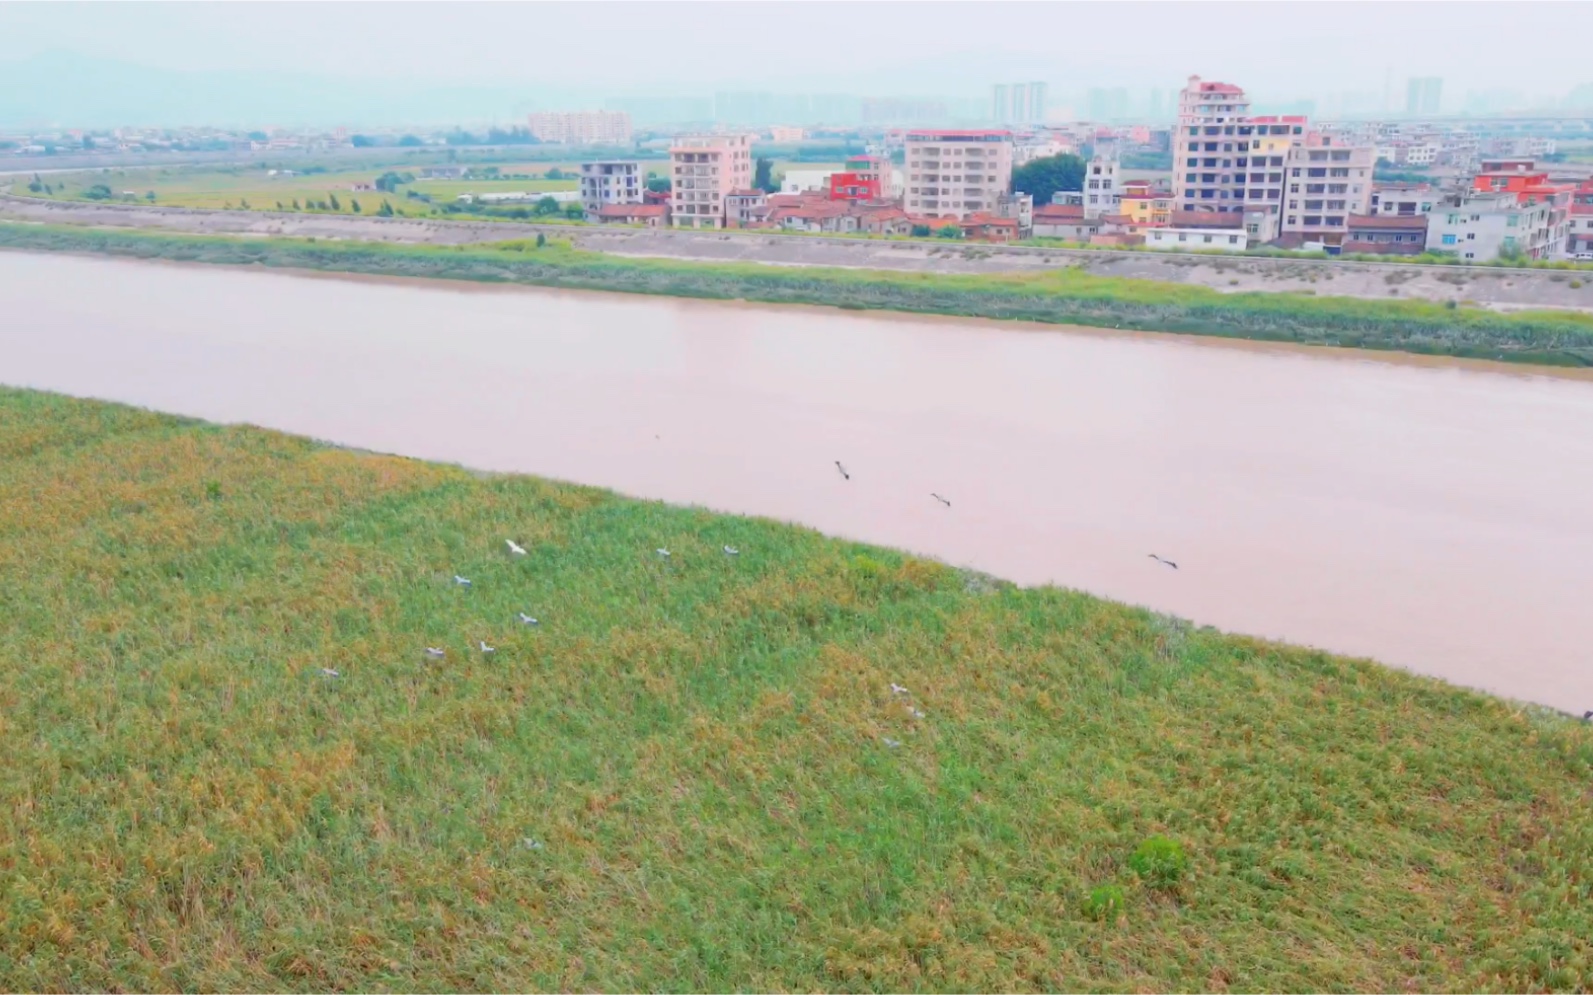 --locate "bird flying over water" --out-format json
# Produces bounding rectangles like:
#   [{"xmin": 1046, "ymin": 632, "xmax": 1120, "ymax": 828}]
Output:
[
  {"xmin": 518, "ymin": 613, "xmax": 539, "ymax": 626},
  {"xmin": 425, "ymin": 647, "xmax": 445, "ymax": 659},
  {"xmin": 835, "ymin": 461, "xmax": 850, "ymax": 480},
  {"xmin": 931, "ymin": 493, "xmax": 951, "ymax": 507},
  {"xmin": 506, "ymin": 539, "xmax": 527, "ymax": 556},
  {"xmin": 479, "ymin": 640, "xmax": 496, "ymax": 654},
  {"xmin": 454, "ymin": 575, "xmax": 473, "ymax": 586},
  {"xmin": 1148, "ymin": 554, "xmax": 1178, "ymax": 570}
]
